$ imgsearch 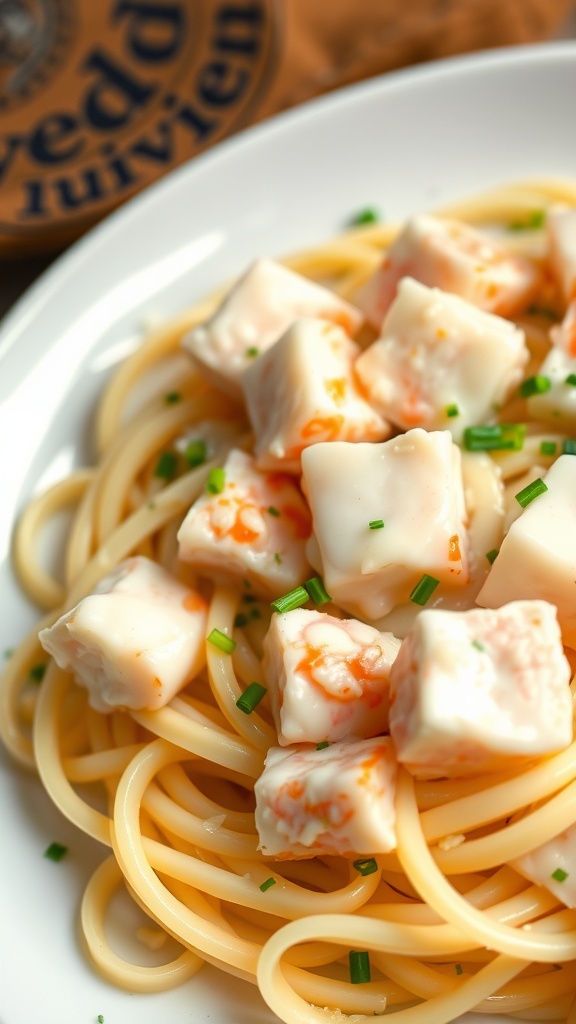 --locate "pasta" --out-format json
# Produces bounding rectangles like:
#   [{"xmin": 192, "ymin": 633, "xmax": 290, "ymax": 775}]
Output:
[{"xmin": 2, "ymin": 178, "xmax": 576, "ymax": 1024}]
